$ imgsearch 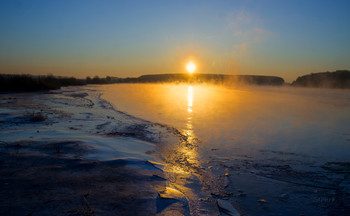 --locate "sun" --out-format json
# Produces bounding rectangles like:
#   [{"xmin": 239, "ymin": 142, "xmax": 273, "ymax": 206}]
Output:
[{"xmin": 186, "ymin": 61, "xmax": 196, "ymax": 74}]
